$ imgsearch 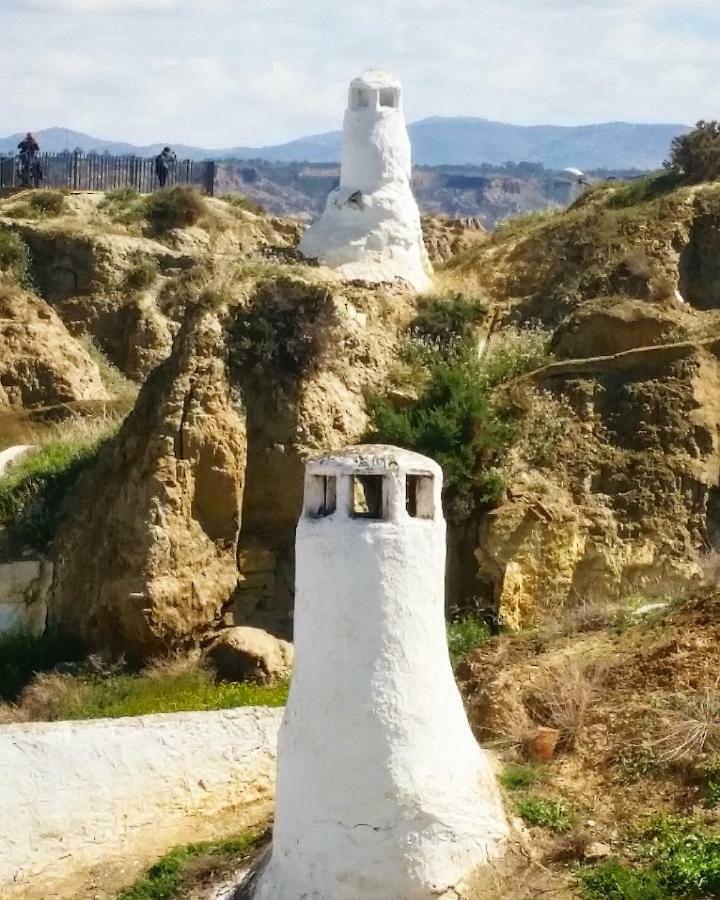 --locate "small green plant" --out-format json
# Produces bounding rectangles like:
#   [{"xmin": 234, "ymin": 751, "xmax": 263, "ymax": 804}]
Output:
[
  {"xmin": 517, "ymin": 796, "xmax": 574, "ymax": 833},
  {"xmin": 27, "ymin": 189, "xmax": 66, "ymax": 217},
  {"xmin": 0, "ymin": 229, "xmax": 29, "ymax": 280},
  {"xmin": 701, "ymin": 756, "xmax": 720, "ymax": 808},
  {"xmin": 77, "ymin": 335, "xmax": 138, "ymax": 405},
  {"xmin": 582, "ymin": 860, "xmax": 666, "ymax": 899},
  {"xmin": 118, "ymin": 829, "xmax": 266, "ymax": 900},
  {"xmin": 582, "ymin": 817, "xmax": 720, "ymax": 899},
  {"xmin": 144, "ymin": 186, "xmax": 206, "ymax": 232},
  {"xmin": 447, "ymin": 615, "xmax": 490, "ymax": 666},
  {"xmin": 500, "ymin": 763, "xmax": 545, "ymax": 792},
  {"xmin": 616, "ymin": 747, "xmax": 661, "ymax": 784}
]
